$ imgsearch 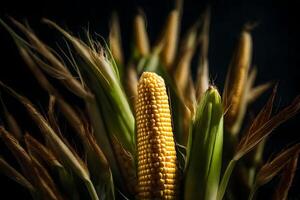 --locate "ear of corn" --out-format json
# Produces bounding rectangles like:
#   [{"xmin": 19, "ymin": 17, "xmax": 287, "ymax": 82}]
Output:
[
  {"xmin": 136, "ymin": 72, "xmax": 178, "ymax": 199},
  {"xmin": 160, "ymin": 9, "xmax": 181, "ymax": 70},
  {"xmin": 223, "ymin": 28, "xmax": 252, "ymax": 135},
  {"xmin": 174, "ymin": 26, "xmax": 197, "ymax": 99},
  {"xmin": 195, "ymin": 7, "xmax": 210, "ymax": 102},
  {"xmin": 134, "ymin": 11, "xmax": 150, "ymax": 58},
  {"xmin": 185, "ymin": 86, "xmax": 223, "ymax": 200},
  {"xmin": 109, "ymin": 12, "xmax": 124, "ymax": 67}
]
